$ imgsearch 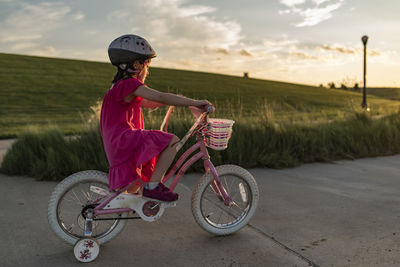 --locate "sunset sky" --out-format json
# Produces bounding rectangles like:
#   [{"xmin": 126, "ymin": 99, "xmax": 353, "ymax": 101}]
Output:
[{"xmin": 0, "ymin": 0, "xmax": 399, "ymax": 87}]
